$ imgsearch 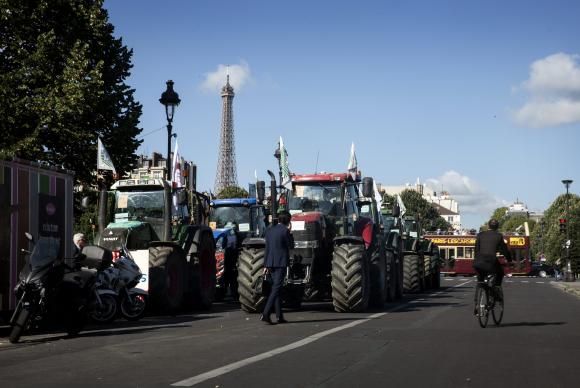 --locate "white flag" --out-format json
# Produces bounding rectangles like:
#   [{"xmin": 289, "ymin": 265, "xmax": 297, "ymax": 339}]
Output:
[
  {"xmin": 279, "ymin": 136, "xmax": 291, "ymax": 188},
  {"xmin": 373, "ymin": 180, "xmax": 383, "ymax": 210},
  {"xmin": 347, "ymin": 142, "xmax": 357, "ymax": 179},
  {"xmin": 172, "ymin": 140, "xmax": 182, "ymax": 187},
  {"xmin": 396, "ymin": 194, "xmax": 407, "ymax": 217},
  {"xmin": 97, "ymin": 137, "xmax": 117, "ymax": 174}
]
